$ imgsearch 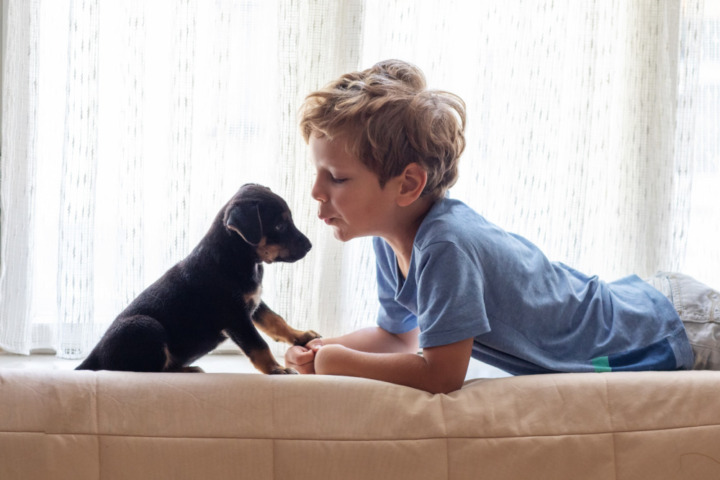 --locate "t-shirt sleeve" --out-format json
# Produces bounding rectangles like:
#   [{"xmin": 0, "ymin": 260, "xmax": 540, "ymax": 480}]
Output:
[
  {"xmin": 374, "ymin": 238, "xmax": 418, "ymax": 334},
  {"xmin": 415, "ymin": 242, "xmax": 491, "ymax": 348}
]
